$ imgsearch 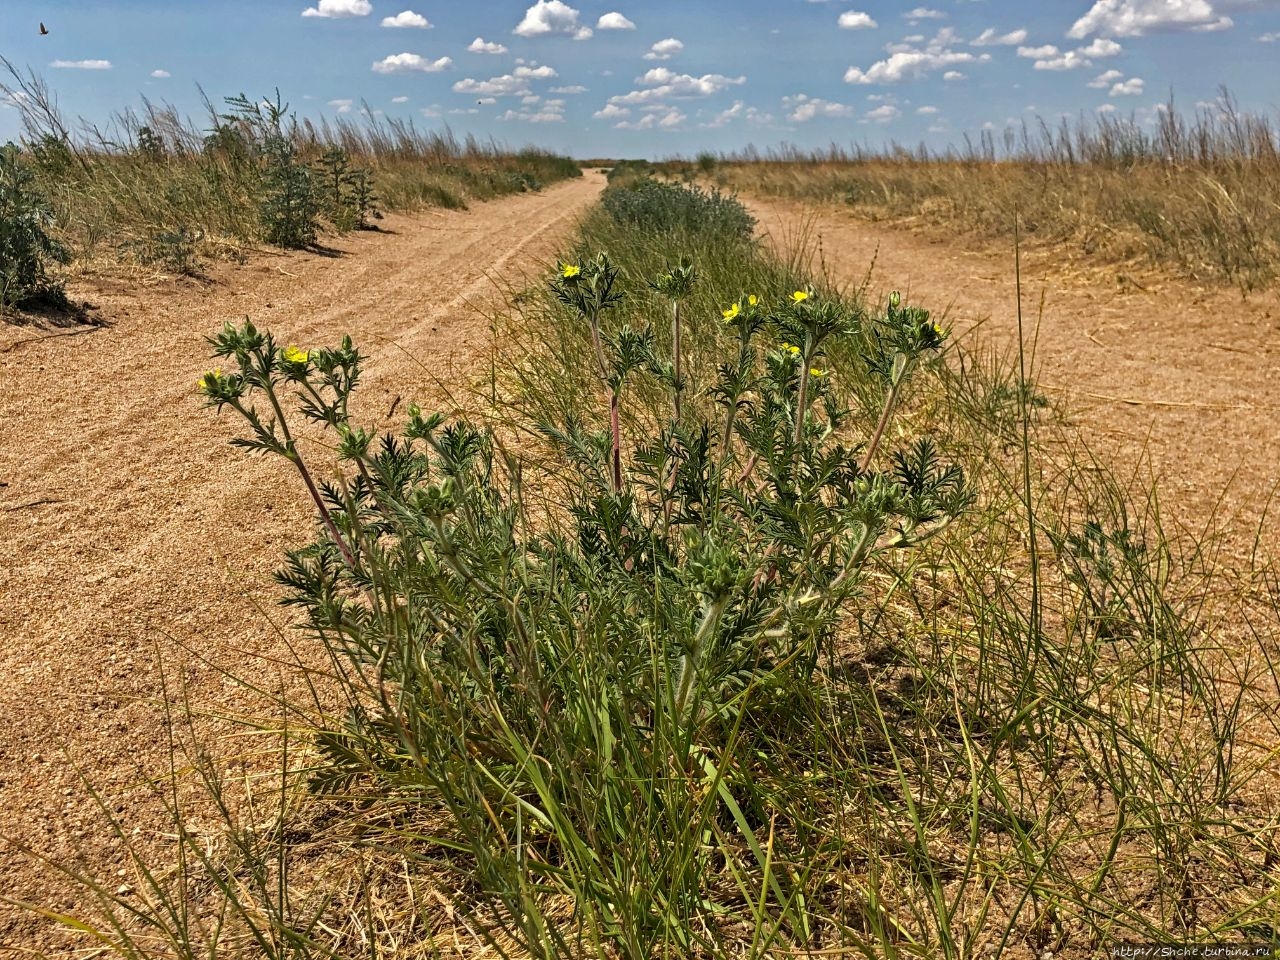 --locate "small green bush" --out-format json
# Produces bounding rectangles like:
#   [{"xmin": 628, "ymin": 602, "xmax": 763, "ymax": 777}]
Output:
[
  {"xmin": 130, "ymin": 225, "xmax": 201, "ymax": 275},
  {"xmin": 602, "ymin": 177, "xmax": 755, "ymax": 242},
  {"xmin": 0, "ymin": 142, "xmax": 70, "ymax": 310},
  {"xmin": 316, "ymin": 146, "xmax": 382, "ymax": 231}
]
